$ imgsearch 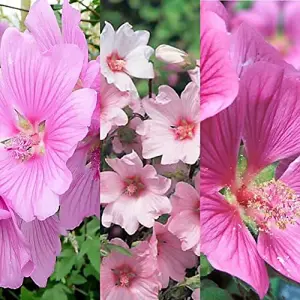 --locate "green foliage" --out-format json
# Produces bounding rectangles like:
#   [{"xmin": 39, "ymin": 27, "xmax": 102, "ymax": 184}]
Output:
[{"xmin": 101, "ymin": 0, "xmax": 199, "ymax": 96}]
